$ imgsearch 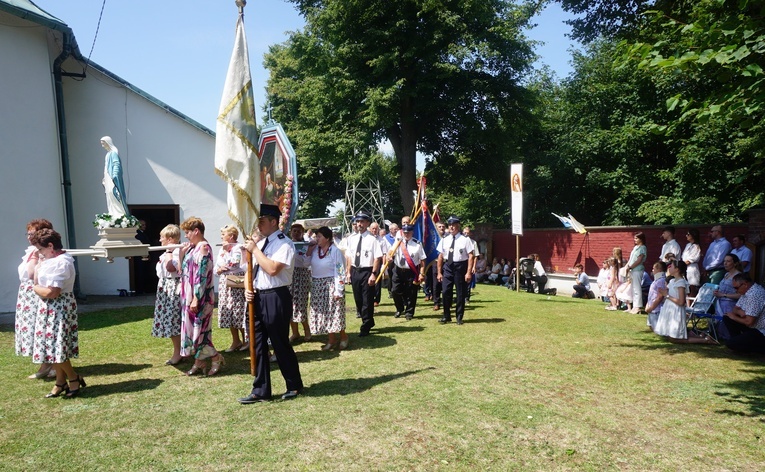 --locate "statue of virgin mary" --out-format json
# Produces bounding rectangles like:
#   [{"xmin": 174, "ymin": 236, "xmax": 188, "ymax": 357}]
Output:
[{"xmin": 100, "ymin": 136, "xmax": 129, "ymax": 218}]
